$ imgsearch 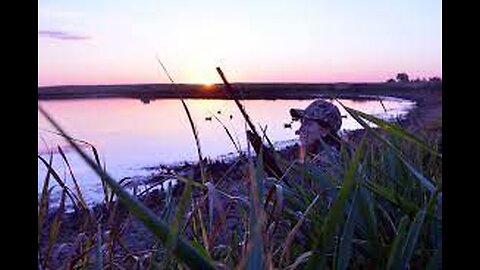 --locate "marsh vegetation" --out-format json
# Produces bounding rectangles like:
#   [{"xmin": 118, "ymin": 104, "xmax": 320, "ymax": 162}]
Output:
[{"xmin": 38, "ymin": 73, "xmax": 441, "ymax": 269}]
